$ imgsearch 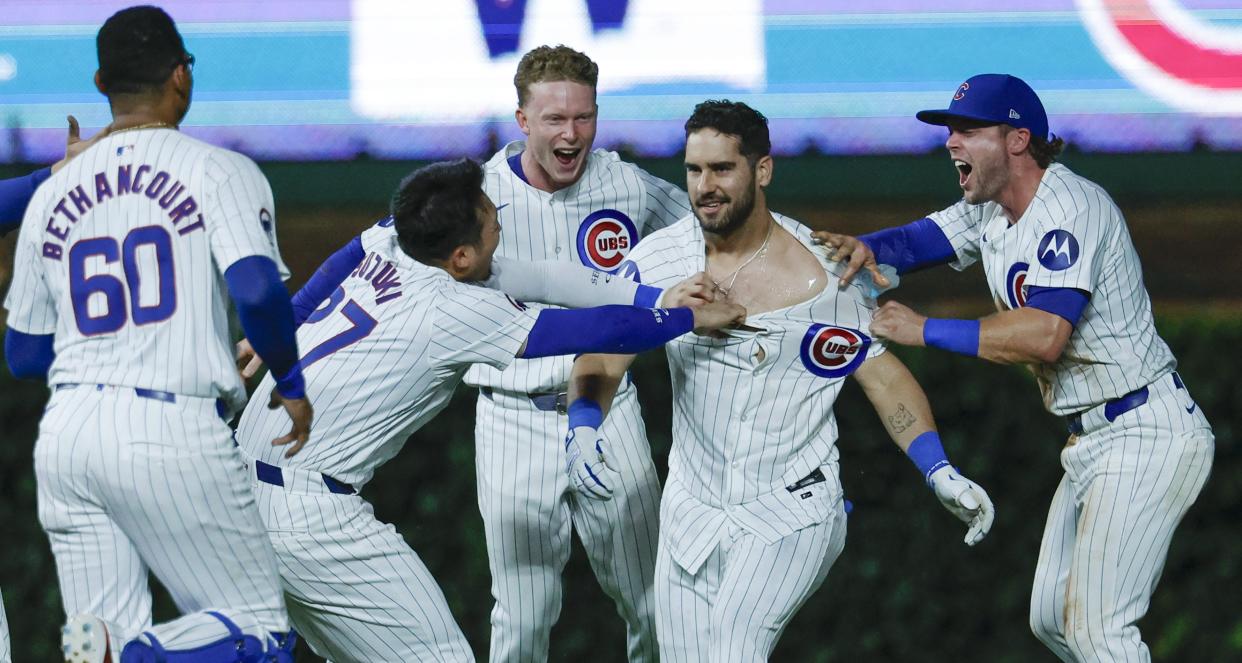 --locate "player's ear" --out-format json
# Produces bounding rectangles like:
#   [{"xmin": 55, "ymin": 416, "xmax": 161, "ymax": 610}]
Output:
[
  {"xmin": 515, "ymin": 108, "xmax": 530, "ymax": 136},
  {"xmin": 1008, "ymin": 127, "xmax": 1031, "ymax": 156},
  {"xmin": 754, "ymin": 155, "xmax": 774, "ymax": 188},
  {"xmin": 94, "ymin": 70, "xmax": 107, "ymax": 95}
]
